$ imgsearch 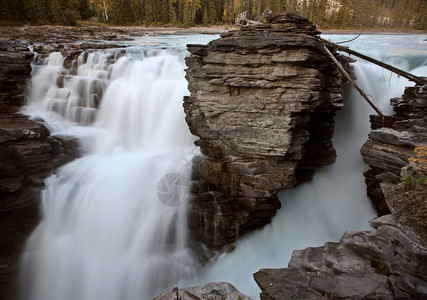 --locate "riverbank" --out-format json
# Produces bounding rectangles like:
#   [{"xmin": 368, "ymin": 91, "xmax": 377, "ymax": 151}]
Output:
[{"xmin": 1, "ymin": 25, "xmax": 426, "ymax": 40}]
